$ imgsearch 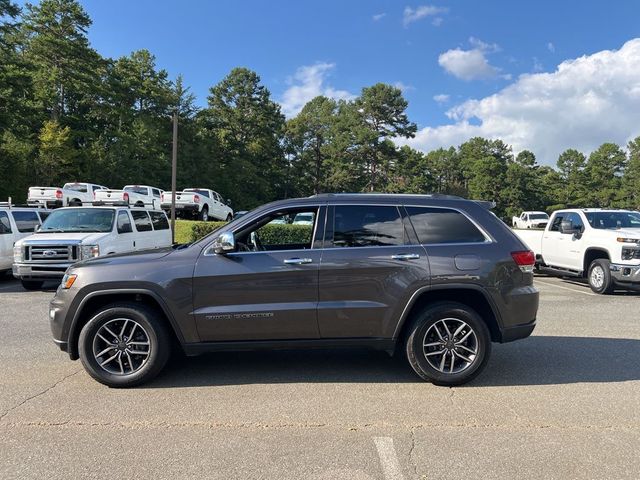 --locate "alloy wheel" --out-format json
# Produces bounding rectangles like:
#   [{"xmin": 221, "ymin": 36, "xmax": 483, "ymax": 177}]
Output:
[
  {"xmin": 422, "ymin": 318, "xmax": 478, "ymax": 374},
  {"xmin": 92, "ymin": 318, "xmax": 151, "ymax": 375},
  {"xmin": 590, "ymin": 265, "xmax": 605, "ymax": 289}
]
